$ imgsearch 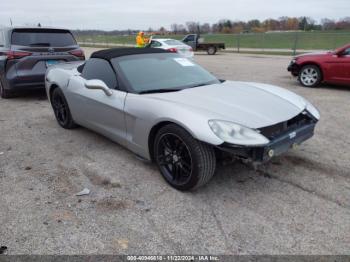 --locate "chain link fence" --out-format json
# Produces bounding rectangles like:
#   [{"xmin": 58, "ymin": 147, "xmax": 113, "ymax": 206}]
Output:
[{"xmin": 73, "ymin": 31, "xmax": 350, "ymax": 55}]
